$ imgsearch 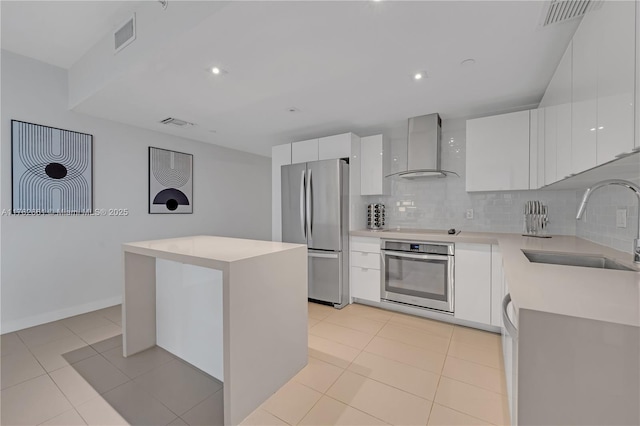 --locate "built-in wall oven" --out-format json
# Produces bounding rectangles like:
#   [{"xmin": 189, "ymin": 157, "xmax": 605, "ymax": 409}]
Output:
[{"xmin": 381, "ymin": 240, "xmax": 454, "ymax": 313}]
